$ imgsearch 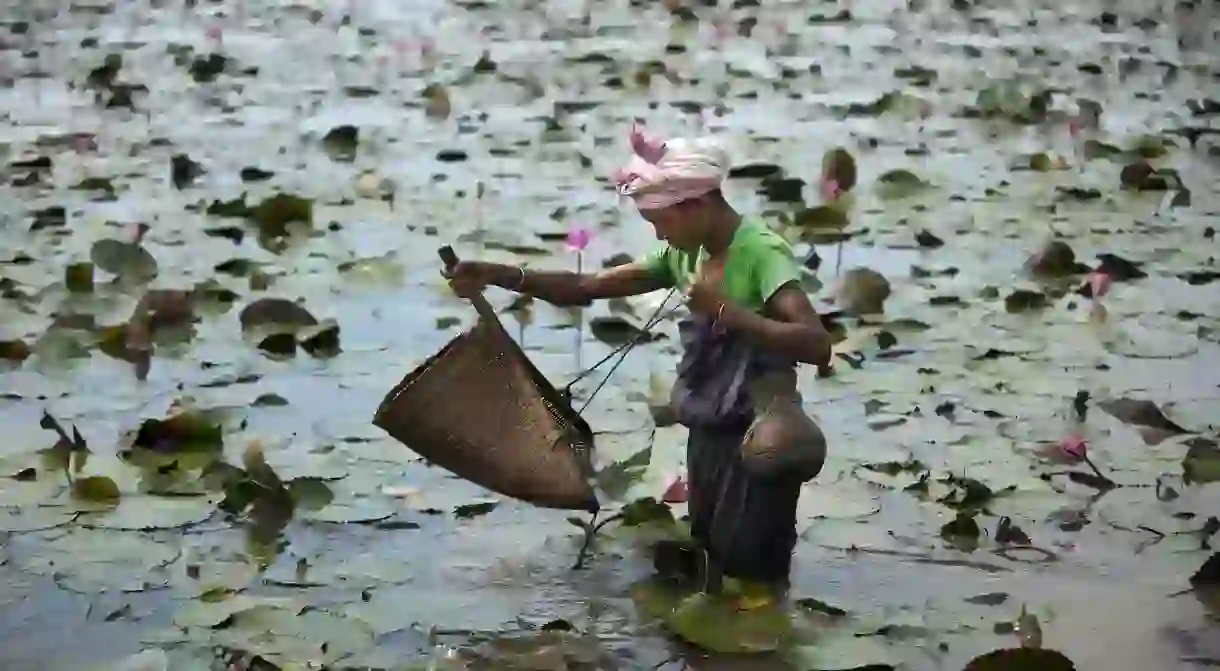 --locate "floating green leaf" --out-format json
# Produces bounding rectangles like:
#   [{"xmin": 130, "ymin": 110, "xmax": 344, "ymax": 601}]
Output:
[
  {"xmin": 72, "ymin": 475, "xmax": 120, "ymax": 504},
  {"xmin": 666, "ymin": 591, "xmax": 794, "ymax": 654},
  {"xmin": 1184, "ymin": 438, "xmax": 1220, "ymax": 486},
  {"xmin": 876, "ymin": 169, "xmax": 929, "ymax": 199}
]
